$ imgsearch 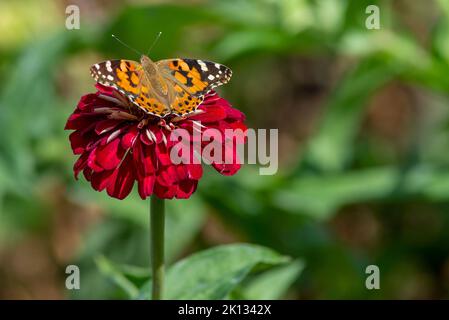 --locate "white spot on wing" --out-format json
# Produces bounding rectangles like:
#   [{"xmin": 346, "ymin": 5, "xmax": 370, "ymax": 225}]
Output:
[
  {"xmin": 198, "ymin": 60, "xmax": 208, "ymax": 71},
  {"xmin": 208, "ymin": 74, "xmax": 215, "ymax": 80},
  {"xmin": 106, "ymin": 61, "xmax": 113, "ymax": 72}
]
